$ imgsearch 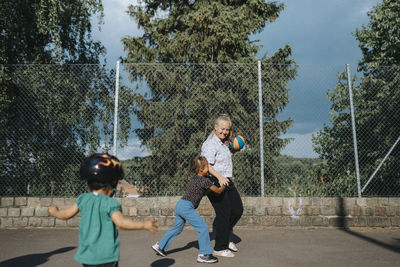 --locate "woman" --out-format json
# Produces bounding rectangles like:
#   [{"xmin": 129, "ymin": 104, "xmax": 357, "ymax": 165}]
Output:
[{"xmin": 201, "ymin": 114, "xmax": 244, "ymax": 258}]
